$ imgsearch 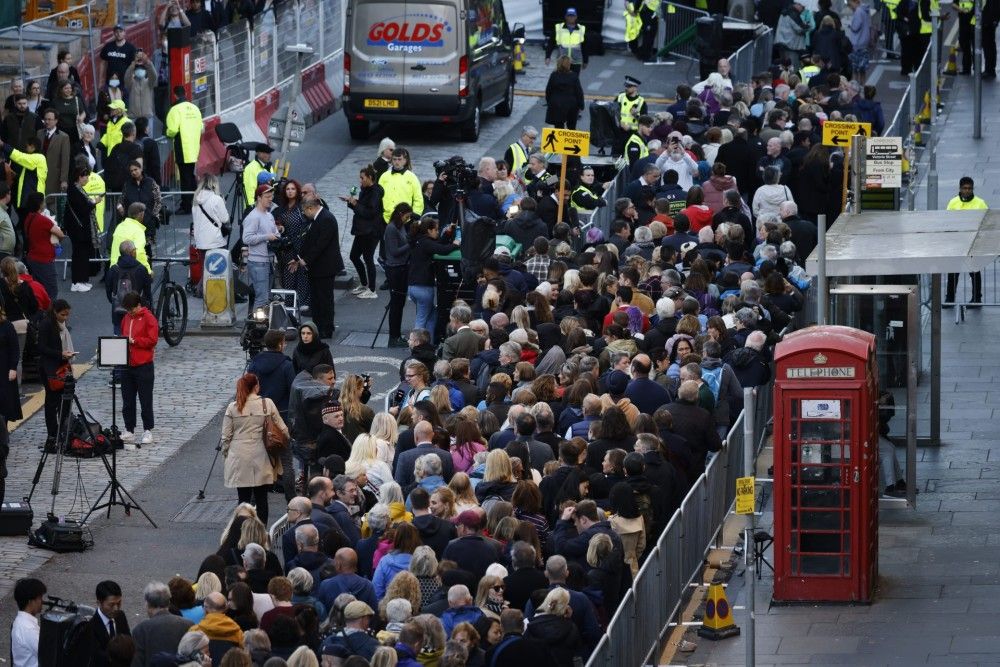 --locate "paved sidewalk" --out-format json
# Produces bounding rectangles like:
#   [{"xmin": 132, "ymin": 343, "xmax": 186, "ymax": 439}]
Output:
[{"xmin": 680, "ymin": 73, "xmax": 1000, "ymax": 667}]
